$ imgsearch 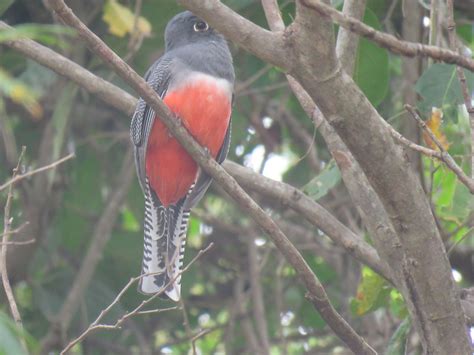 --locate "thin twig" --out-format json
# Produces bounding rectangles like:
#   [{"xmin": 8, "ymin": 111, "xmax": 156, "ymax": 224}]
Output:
[
  {"xmin": 405, "ymin": 105, "xmax": 474, "ymax": 193},
  {"xmin": 1, "ymin": 146, "xmax": 27, "ymax": 351},
  {"xmin": 179, "ymin": 299, "xmax": 196, "ymax": 355},
  {"xmin": 335, "ymin": 0, "xmax": 367, "ymax": 74},
  {"xmin": 0, "ymin": 222, "xmax": 29, "ymax": 239},
  {"xmin": 427, "ymin": 0, "xmax": 439, "ymax": 67},
  {"xmin": 299, "ymin": 0, "xmax": 474, "ymax": 72},
  {"xmin": 235, "ymin": 64, "xmax": 274, "ymax": 93},
  {"xmin": 247, "ymin": 238, "xmax": 271, "ymax": 354},
  {"xmin": 446, "ymin": 0, "xmax": 474, "ymax": 180},
  {"xmin": 447, "ymin": 227, "xmax": 473, "ymax": 256},
  {"xmin": 0, "ymin": 153, "xmax": 75, "ymax": 192},
  {"xmin": 60, "ymin": 243, "xmax": 214, "ymax": 354},
  {"xmin": 0, "ymin": 239, "xmax": 35, "ymax": 246}
]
